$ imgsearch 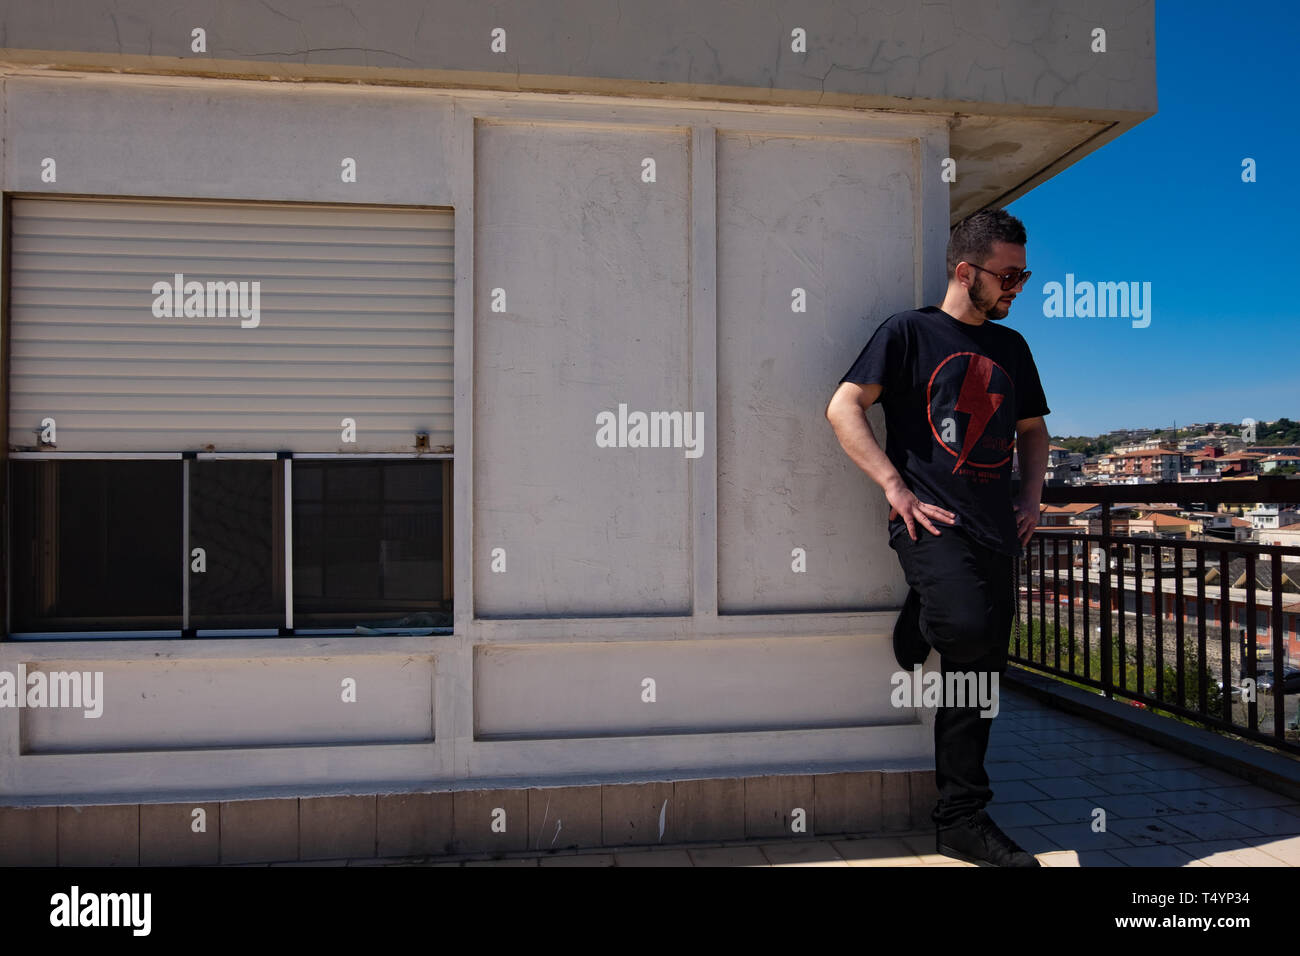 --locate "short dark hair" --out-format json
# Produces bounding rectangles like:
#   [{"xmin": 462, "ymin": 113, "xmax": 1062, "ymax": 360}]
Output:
[{"xmin": 947, "ymin": 208, "xmax": 1027, "ymax": 280}]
